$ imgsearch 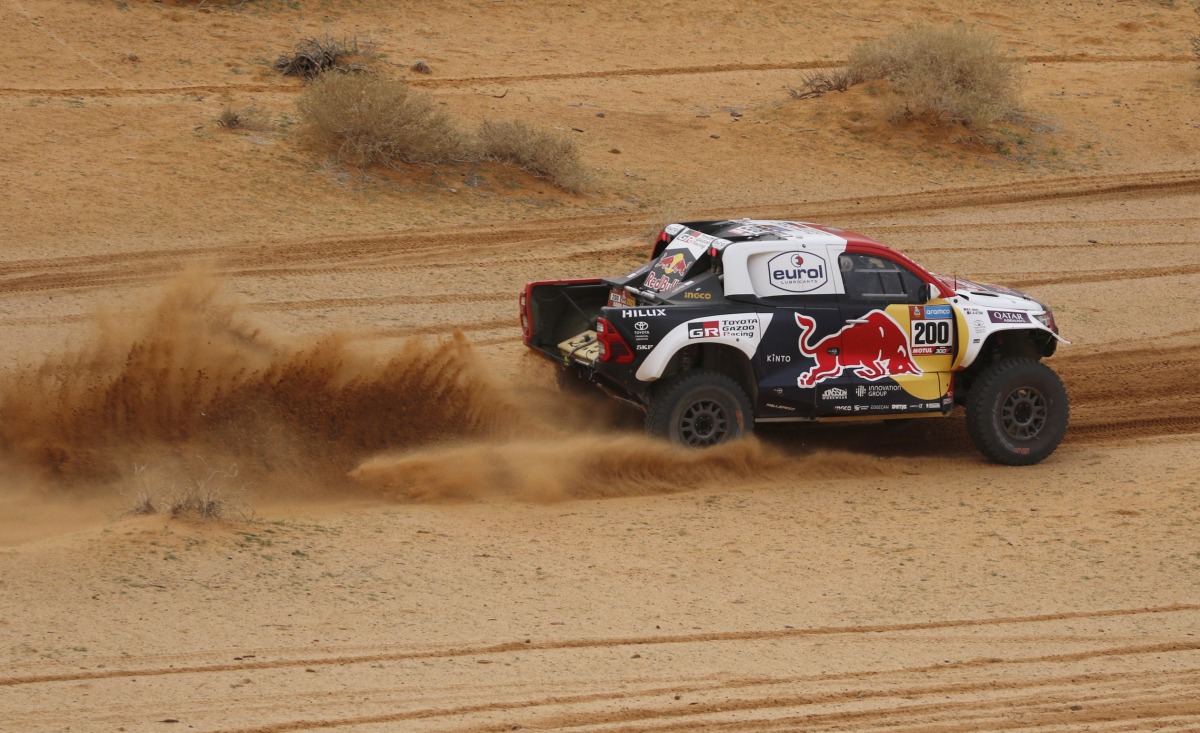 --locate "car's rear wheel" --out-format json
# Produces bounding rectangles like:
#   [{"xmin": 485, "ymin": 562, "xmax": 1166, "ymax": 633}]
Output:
[
  {"xmin": 966, "ymin": 357, "xmax": 1068, "ymax": 465},
  {"xmin": 645, "ymin": 370, "xmax": 752, "ymax": 447}
]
